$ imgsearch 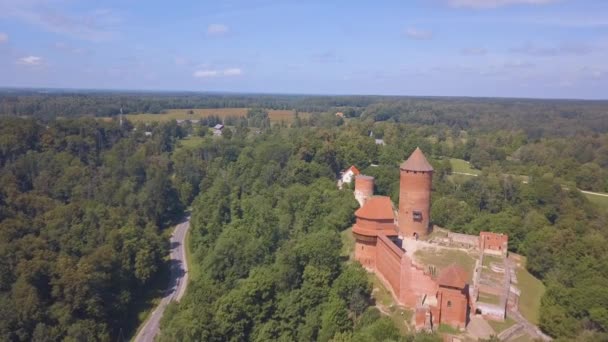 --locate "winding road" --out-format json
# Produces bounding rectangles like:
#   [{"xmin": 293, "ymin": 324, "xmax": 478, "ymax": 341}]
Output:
[{"xmin": 133, "ymin": 216, "xmax": 190, "ymax": 342}]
